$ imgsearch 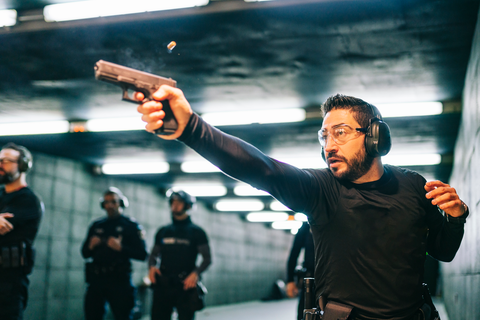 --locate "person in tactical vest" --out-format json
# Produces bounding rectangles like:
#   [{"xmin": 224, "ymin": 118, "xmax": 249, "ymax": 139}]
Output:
[
  {"xmin": 149, "ymin": 190, "xmax": 212, "ymax": 320},
  {"xmin": 81, "ymin": 187, "xmax": 148, "ymax": 320},
  {"xmin": 0, "ymin": 142, "xmax": 44, "ymax": 320}
]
